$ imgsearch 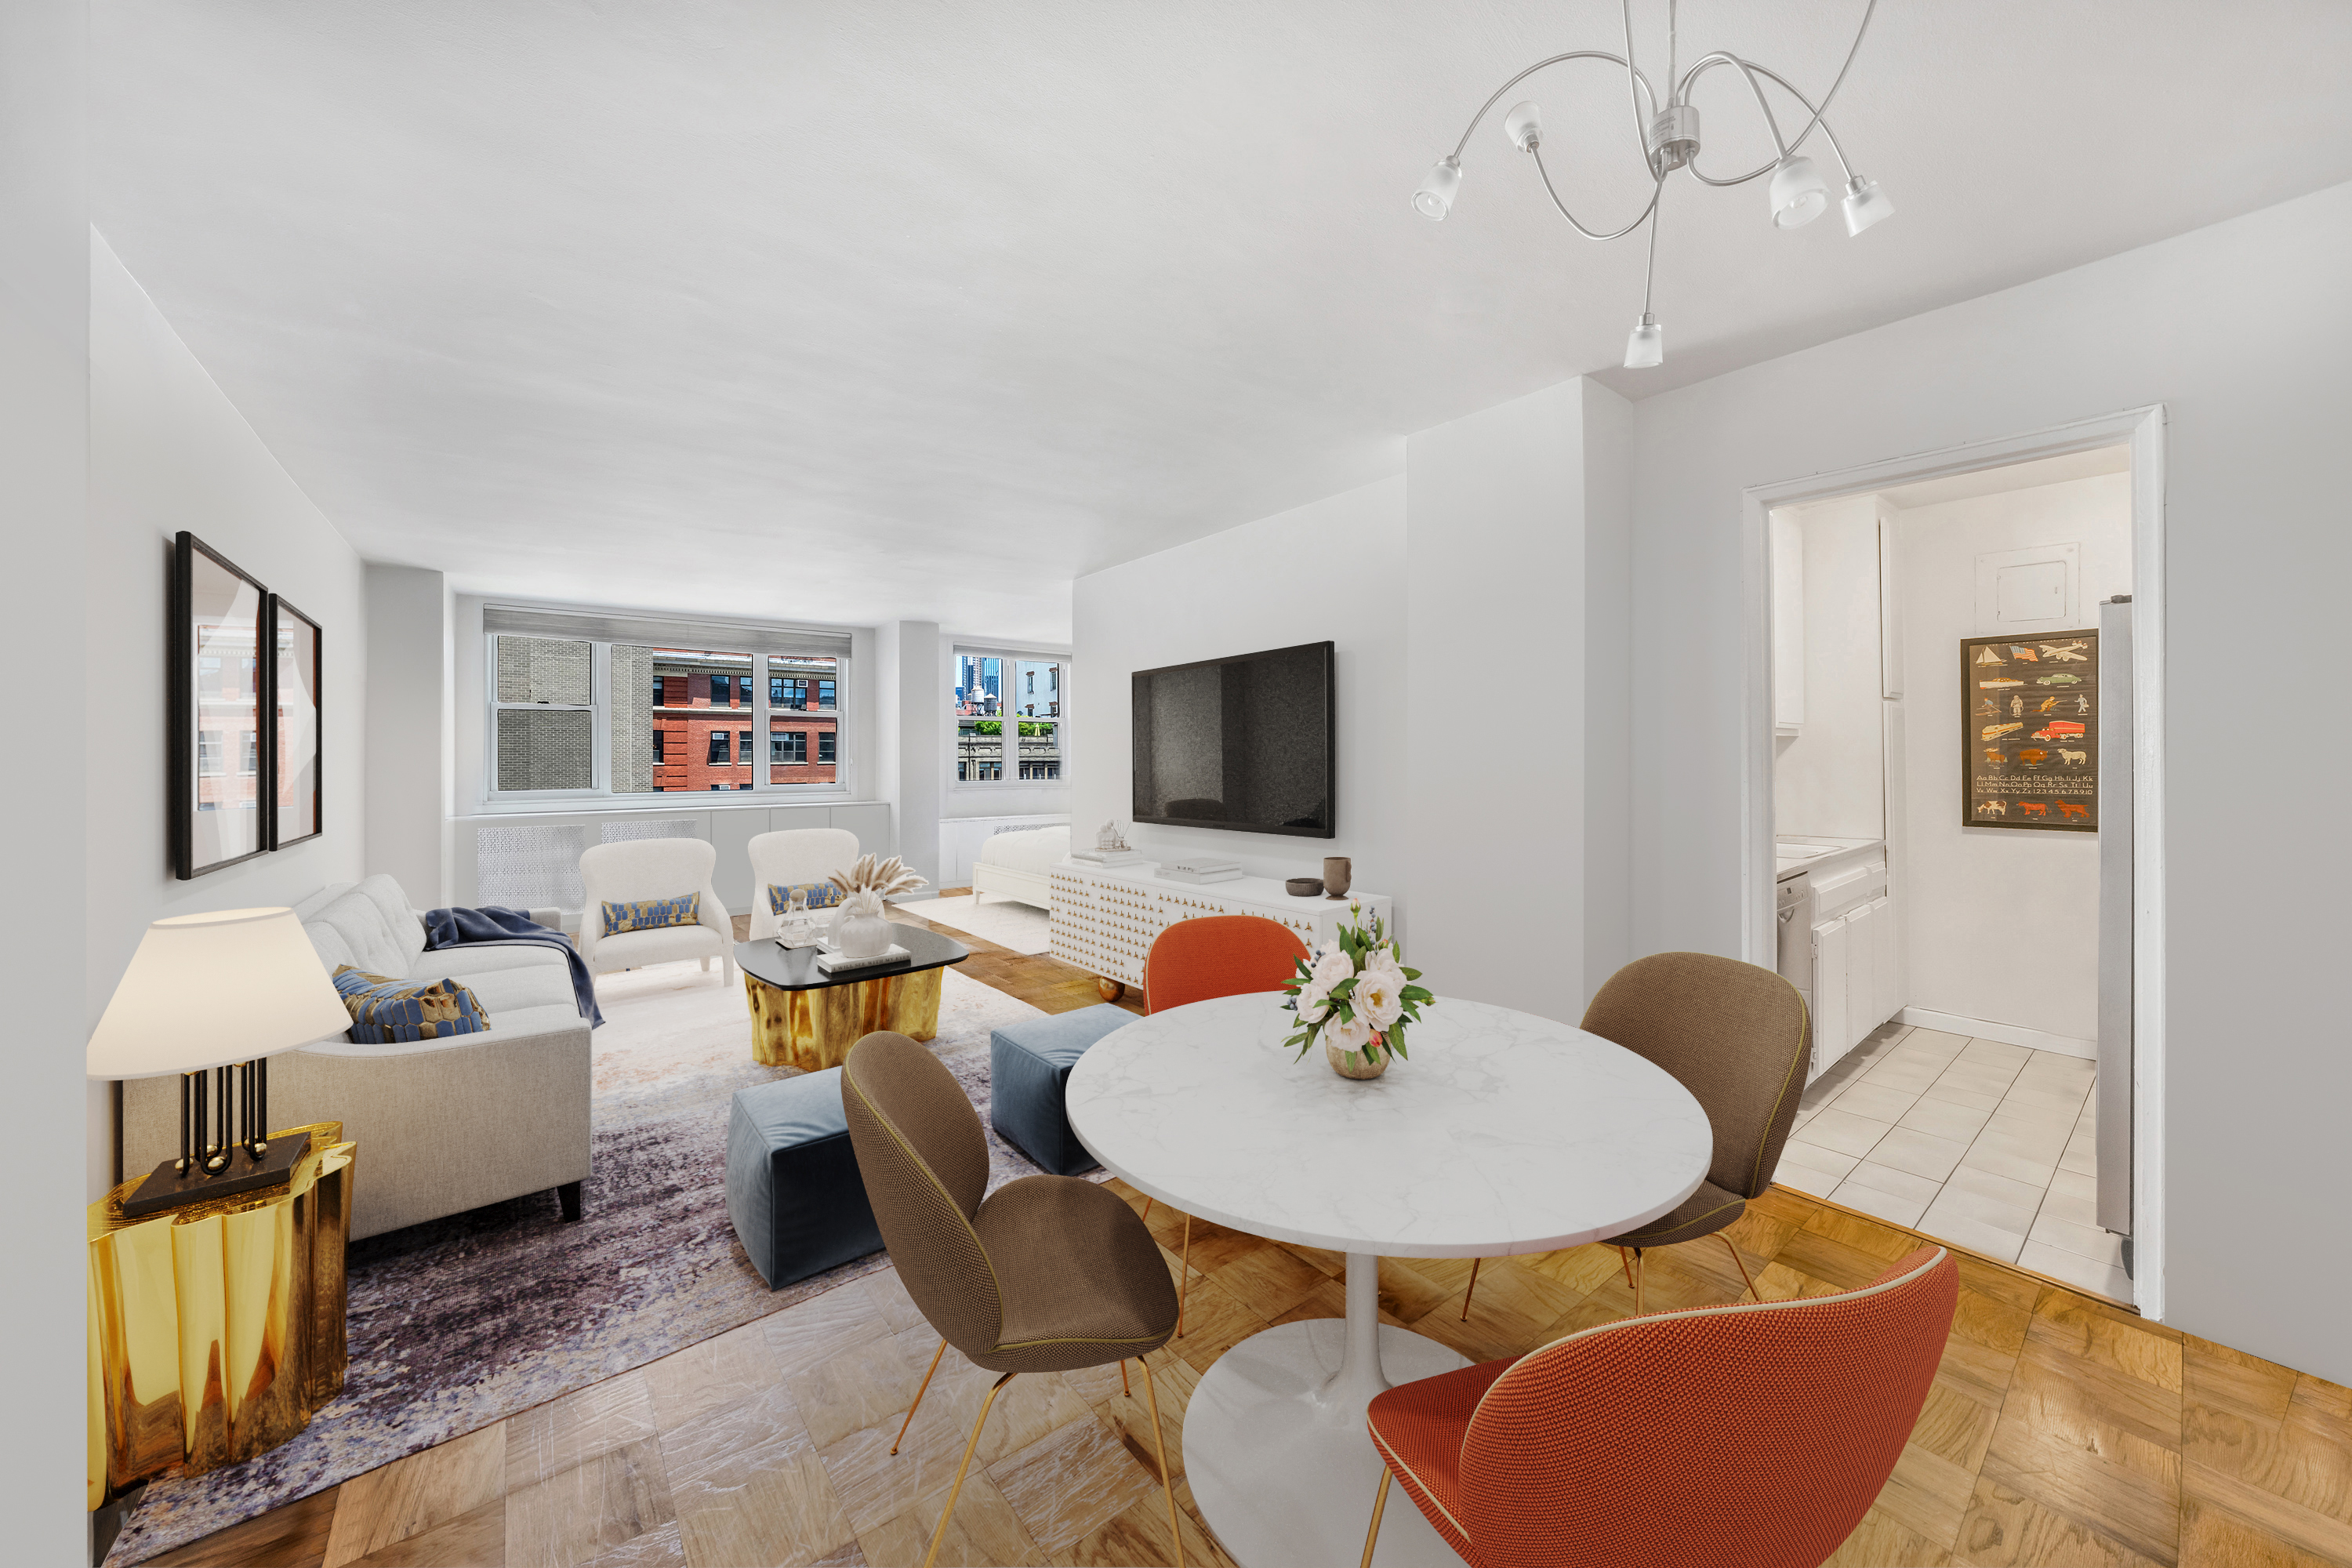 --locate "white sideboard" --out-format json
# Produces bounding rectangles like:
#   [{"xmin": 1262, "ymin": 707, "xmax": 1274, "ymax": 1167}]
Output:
[{"xmin": 1047, "ymin": 859, "xmax": 1393, "ymax": 991}]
